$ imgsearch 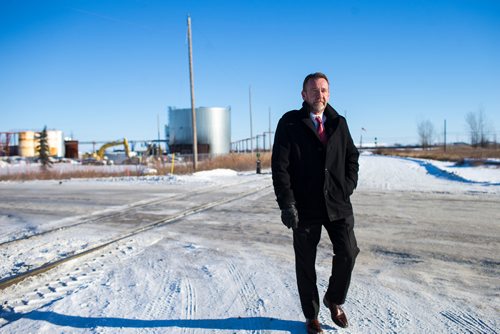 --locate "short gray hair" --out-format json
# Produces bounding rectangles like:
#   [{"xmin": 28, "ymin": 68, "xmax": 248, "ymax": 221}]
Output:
[{"xmin": 302, "ymin": 72, "xmax": 329, "ymax": 91}]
